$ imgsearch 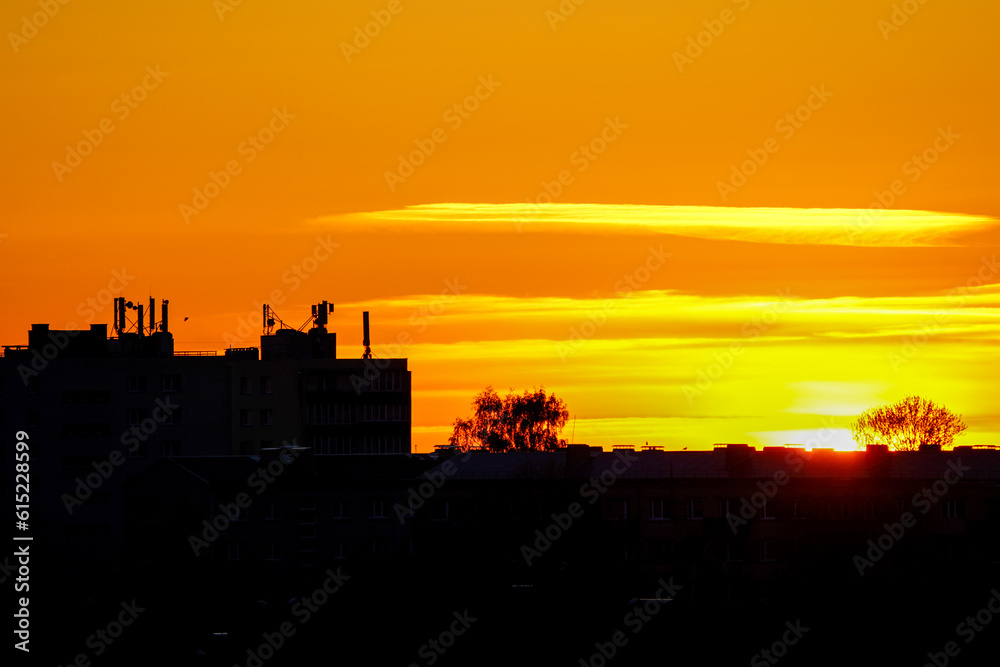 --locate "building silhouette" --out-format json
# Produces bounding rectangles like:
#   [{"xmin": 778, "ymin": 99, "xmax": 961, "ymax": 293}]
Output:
[{"xmin": 3, "ymin": 301, "xmax": 998, "ymax": 664}]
